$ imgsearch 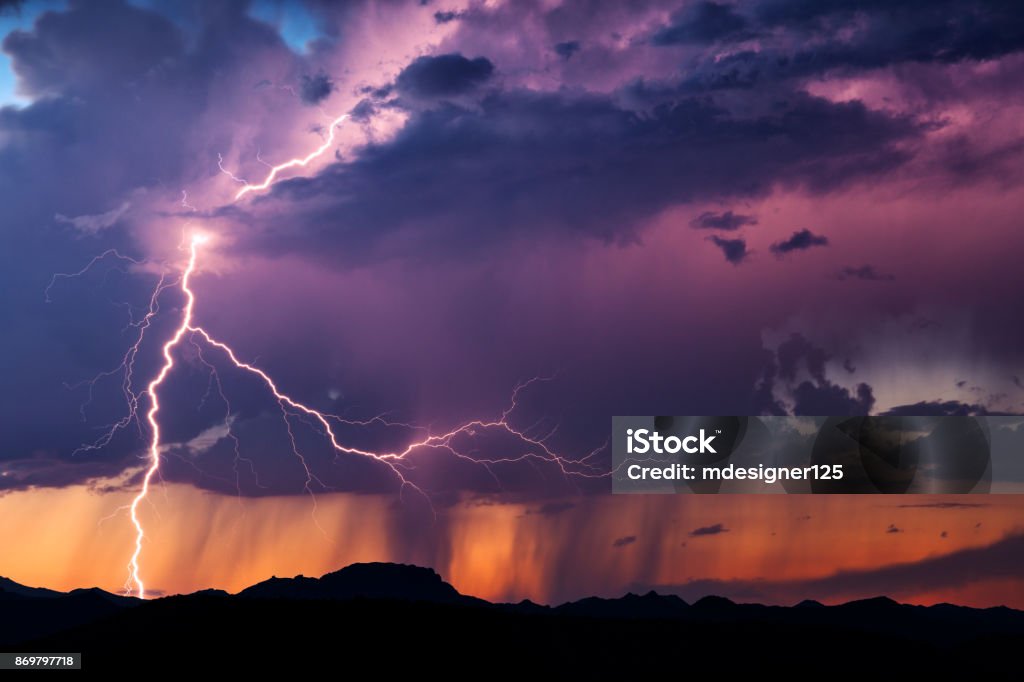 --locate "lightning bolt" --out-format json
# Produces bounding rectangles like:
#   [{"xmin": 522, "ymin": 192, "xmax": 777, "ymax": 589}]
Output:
[
  {"xmin": 52, "ymin": 109, "xmax": 605, "ymax": 599},
  {"xmin": 128, "ymin": 234, "xmax": 205, "ymax": 599},
  {"xmin": 229, "ymin": 113, "xmax": 348, "ymax": 200}
]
